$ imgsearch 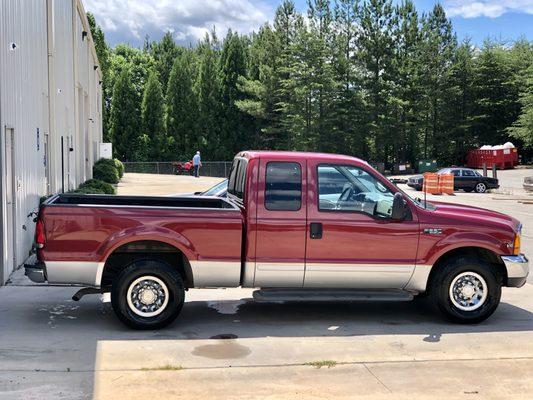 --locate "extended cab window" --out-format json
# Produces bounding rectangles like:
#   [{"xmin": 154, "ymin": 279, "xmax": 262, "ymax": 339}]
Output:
[
  {"xmin": 318, "ymin": 164, "xmax": 394, "ymax": 218},
  {"xmin": 265, "ymin": 162, "xmax": 301, "ymax": 211},
  {"xmin": 228, "ymin": 158, "xmax": 247, "ymax": 201}
]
